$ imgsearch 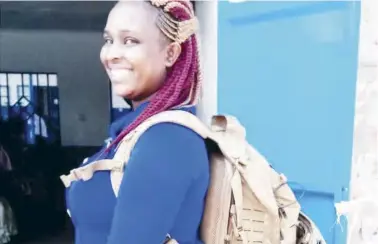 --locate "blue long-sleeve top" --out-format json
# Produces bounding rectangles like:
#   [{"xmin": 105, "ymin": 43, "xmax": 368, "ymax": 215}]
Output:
[{"xmin": 65, "ymin": 102, "xmax": 210, "ymax": 244}]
